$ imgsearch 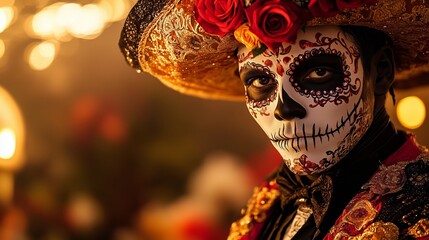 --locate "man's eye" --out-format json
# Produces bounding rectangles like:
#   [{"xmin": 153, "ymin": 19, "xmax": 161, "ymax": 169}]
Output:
[
  {"xmin": 250, "ymin": 77, "xmax": 275, "ymax": 87},
  {"xmin": 245, "ymin": 76, "xmax": 277, "ymax": 103},
  {"xmin": 289, "ymin": 54, "xmax": 345, "ymax": 93},
  {"xmin": 304, "ymin": 68, "xmax": 333, "ymax": 81}
]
